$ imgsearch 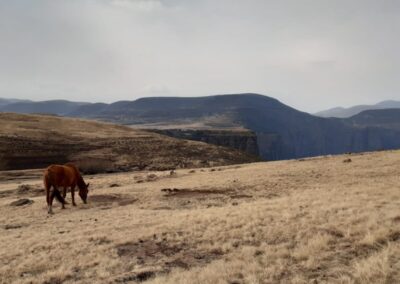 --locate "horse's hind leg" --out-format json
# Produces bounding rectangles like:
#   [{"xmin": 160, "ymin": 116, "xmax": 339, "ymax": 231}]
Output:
[
  {"xmin": 48, "ymin": 187, "xmax": 55, "ymax": 214},
  {"xmin": 62, "ymin": 187, "xmax": 67, "ymax": 199},
  {"xmin": 46, "ymin": 186, "xmax": 51, "ymax": 214}
]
